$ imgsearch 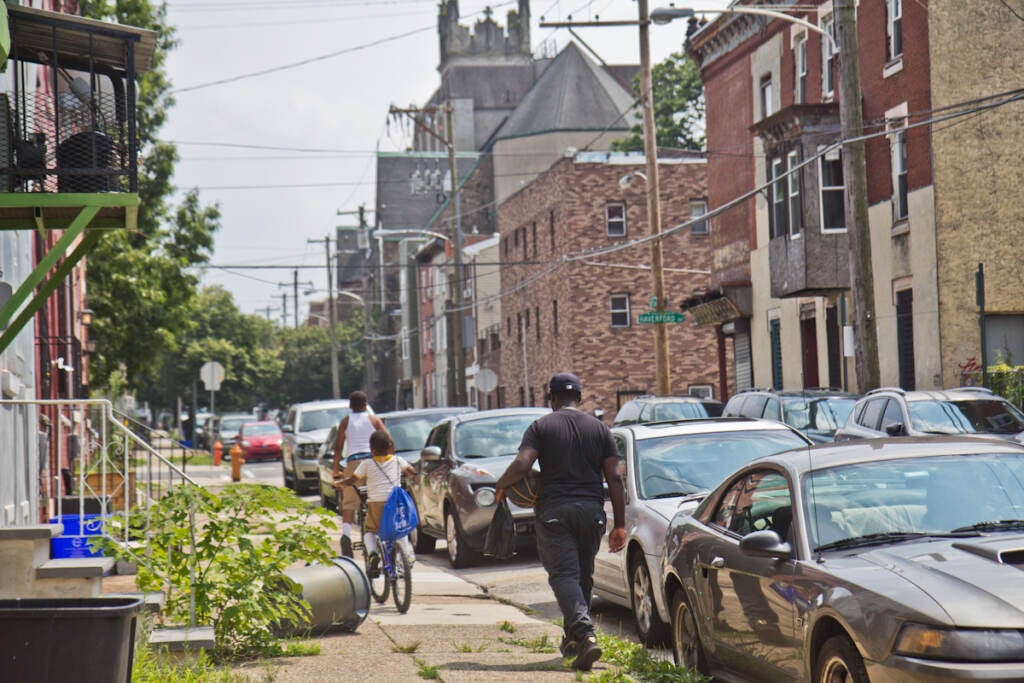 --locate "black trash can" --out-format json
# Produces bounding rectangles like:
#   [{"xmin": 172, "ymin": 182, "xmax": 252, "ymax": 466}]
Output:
[{"xmin": 0, "ymin": 596, "xmax": 143, "ymax": 683}]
